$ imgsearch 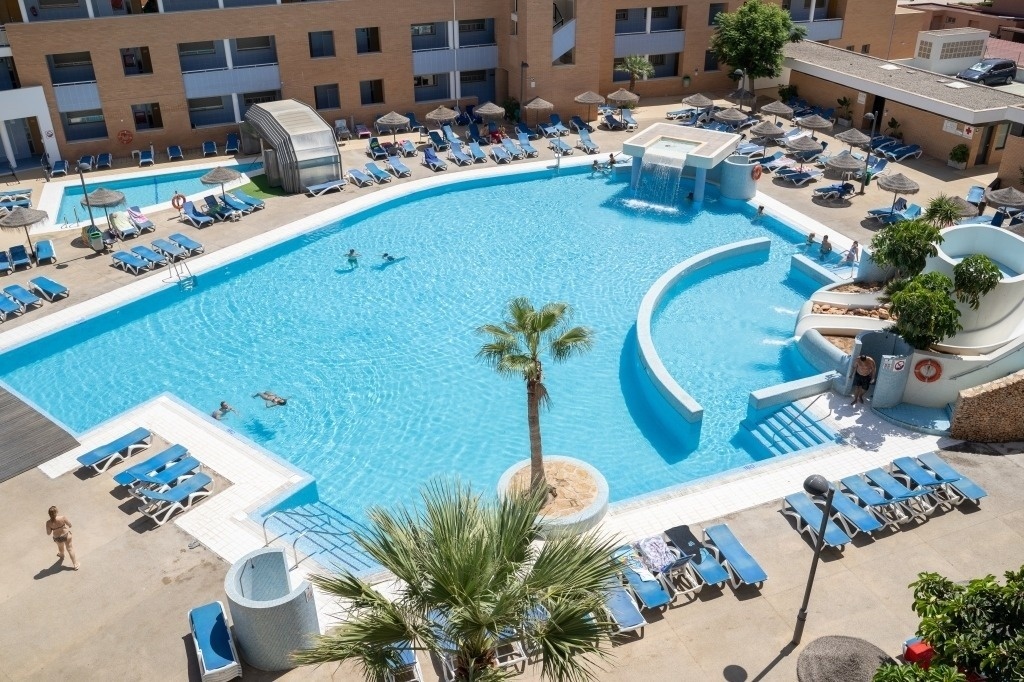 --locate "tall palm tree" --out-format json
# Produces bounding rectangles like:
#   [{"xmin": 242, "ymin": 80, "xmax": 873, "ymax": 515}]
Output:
[
  {"xmin": 293, "ymin": 481, "xmax": 620, "ymax": 682},
  {"xmin": 477, "ymin": 298, "xmax": 594, "ymax": 496},
  {"xmin": 614, "ymin": 55, "xmax": 655, "ymax": 92}
]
